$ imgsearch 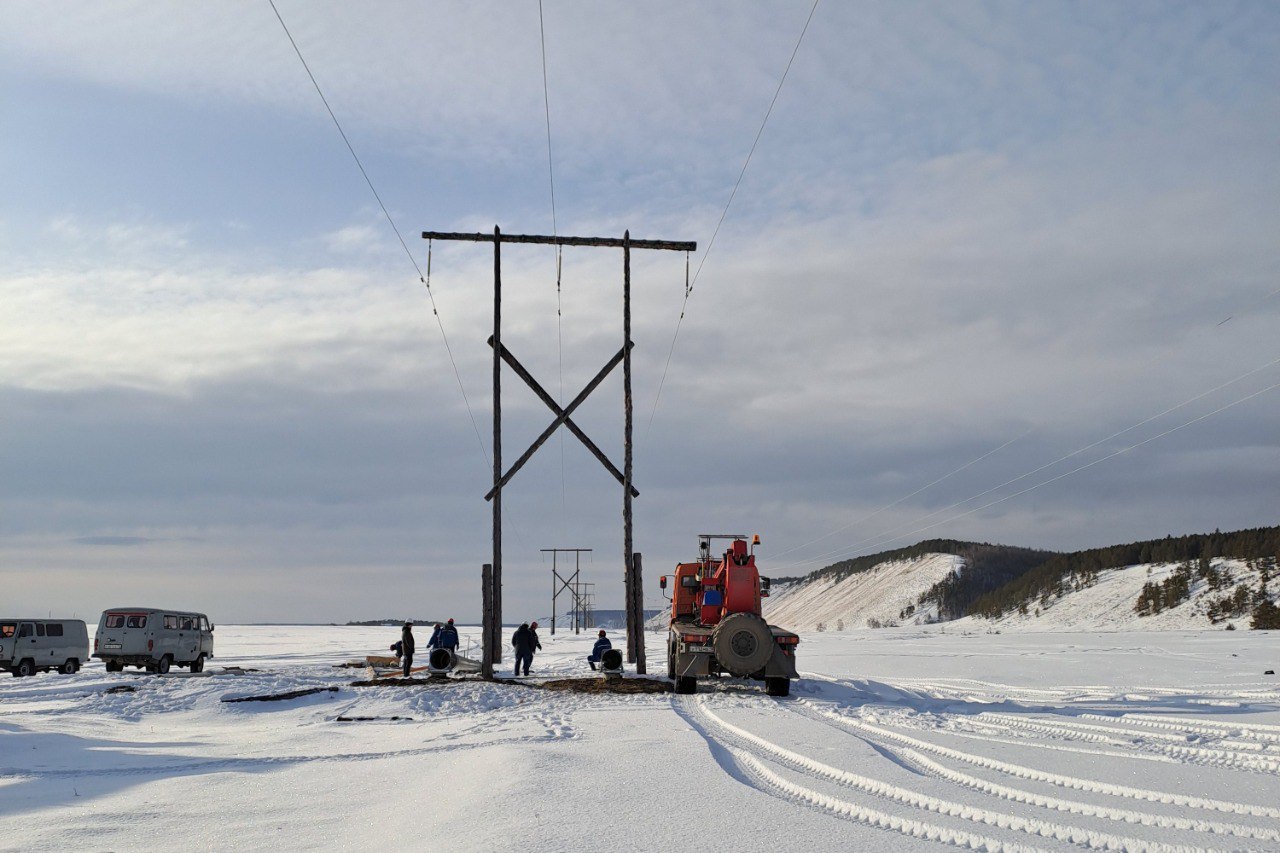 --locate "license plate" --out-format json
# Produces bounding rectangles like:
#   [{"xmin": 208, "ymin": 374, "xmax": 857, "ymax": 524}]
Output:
[
  {"xmin": 104, "ymin": 643, "xmax": 121, "ymax": 650},
  {"xmin": 685, "ymin": 644, "xmax": 713, "ymax": 654}
]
